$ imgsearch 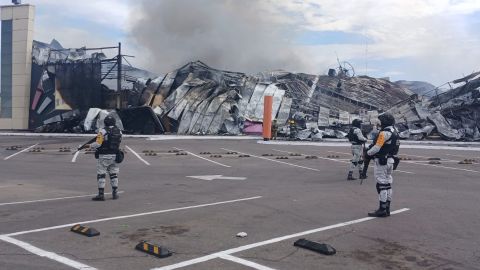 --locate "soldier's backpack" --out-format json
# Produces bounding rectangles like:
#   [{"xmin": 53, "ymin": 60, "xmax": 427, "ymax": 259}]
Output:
[{"xmin": 106, "ymin": 126, "xmax": 122, "ymax": 151}]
